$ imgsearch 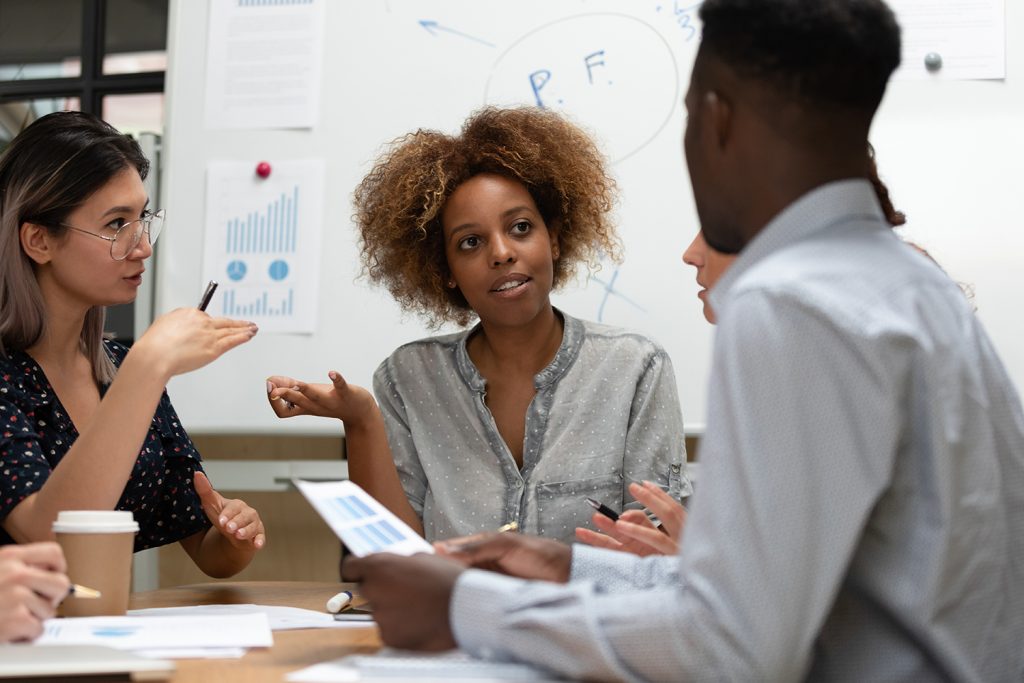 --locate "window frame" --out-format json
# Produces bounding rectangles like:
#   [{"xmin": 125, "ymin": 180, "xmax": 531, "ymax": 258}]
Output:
[{"xmin": 0, "ymin": 0, "xmax": 166, "ymax": 114}]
